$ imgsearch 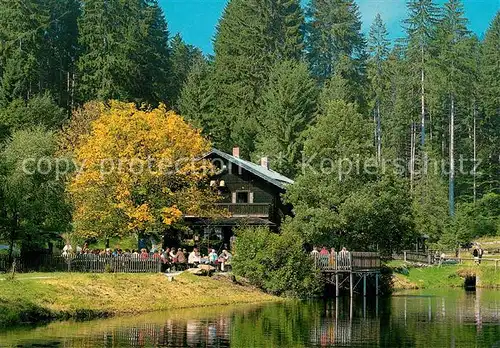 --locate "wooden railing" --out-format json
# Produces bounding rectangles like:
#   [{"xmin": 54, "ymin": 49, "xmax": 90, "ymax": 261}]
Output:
[
  {"xmin": 312, "ymin": 252, "xmax": 381, "ymax": 272},
  {"xmin": 0, "ymin": 254, "xmax": 164, "ymax": 273},
  {"xmin": 397, "ymin": 251, "xmax": 500, "ymax": 270},
  {"xmin": 403, "ymin": 251, "xmax": 436, "ymax": 264},
  {"xmin": 215, "ymin": 203, "xmax": 271, "ymax": 217}
]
